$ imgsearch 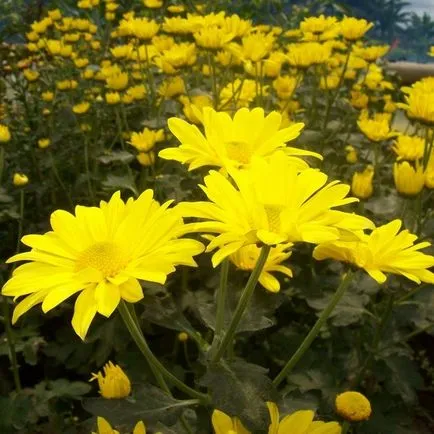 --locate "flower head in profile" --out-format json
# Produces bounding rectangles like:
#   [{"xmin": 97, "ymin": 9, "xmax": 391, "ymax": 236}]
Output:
[
  {"xmin": 351, "ymin": 165, "xmax": 374, "ymax": 199},
  {"xmin": 90, "ymin": 361, "xmax": 131, "ymax": 399},
  {"xmin": 93, "ymin": 417, "xmax": 146, "ymax": 434},
  {"xmin": 129, "ymin": 128, "xmax": 164, "ymax": 152},
  {"xmin": 267, "ymin": 402, "xmax": 341, "ymax": 434},
  {"xmin": 159, "ymin": 107, "xmax": 319, "ymax": 172},
  {"xmin": 230, "ymin": 243, "xmax": 293, "ymax": 292},
  {"xmin": 339, "ymin": 17, "xmax": 373, "ymax": 40},
  {"xmin": 357, "ymin": 111, "xmax": 397, "ymax": 142},
  {"xmin": 394, "ymin": 160, "xmax": 425, "ymax": 196},
  {"xmin": 2, "ymin": 190, "xmax": 204, "ymax": 339},
  {"xmin": 392, "ymin": 135, "xmax": 425, "ymax": 161},
  {"xmin": 0, "ymin": 124, "xmax": 11, "ymax": 143},
  {"xmin": 313, "ymin": 219, "xmax": 434, "ymax": 284},
  {"xmin": 180, "ymin": 153, "xmax": 374, "ymax": 266}
]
